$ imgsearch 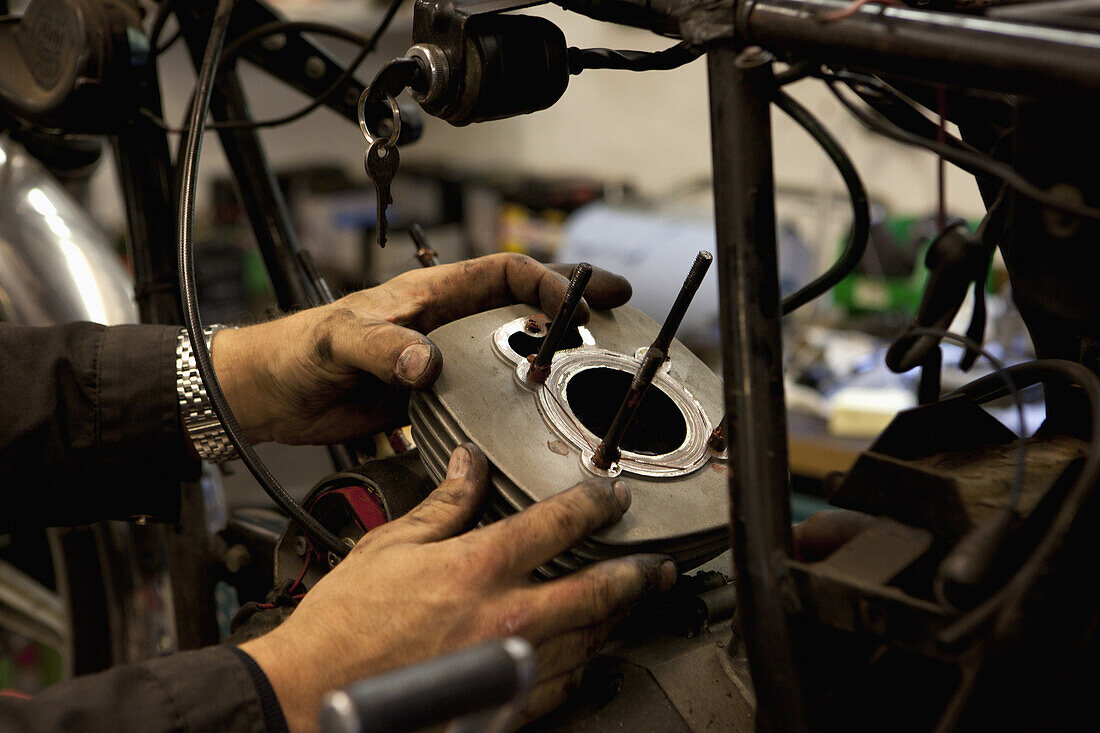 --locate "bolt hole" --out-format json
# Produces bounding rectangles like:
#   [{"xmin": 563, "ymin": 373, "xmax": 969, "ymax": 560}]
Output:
[{"xmin": 507, "ymin": 323, "xmax": 583, "ymax": 358}]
